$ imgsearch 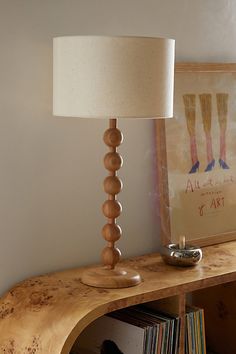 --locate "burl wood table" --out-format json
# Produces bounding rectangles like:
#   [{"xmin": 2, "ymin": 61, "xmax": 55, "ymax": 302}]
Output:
[{"xmin": 0, "ymin": 242, "xmax": 235, "ymax": 354}]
